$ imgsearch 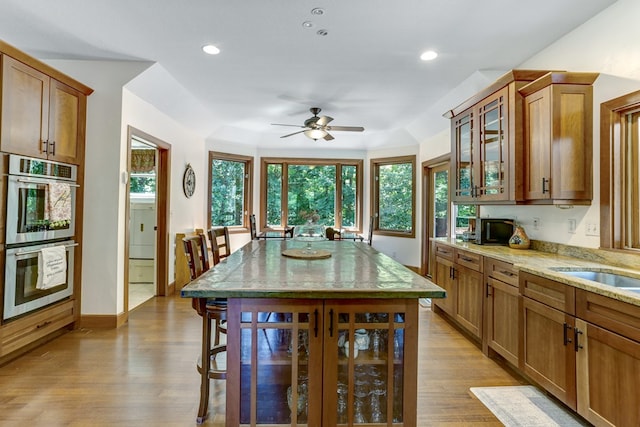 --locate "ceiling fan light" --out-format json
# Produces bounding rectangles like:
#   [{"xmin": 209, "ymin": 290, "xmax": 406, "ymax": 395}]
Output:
[{"xmin": 304, "ymin": 129, "xmax": 328, "ymax": 140}]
